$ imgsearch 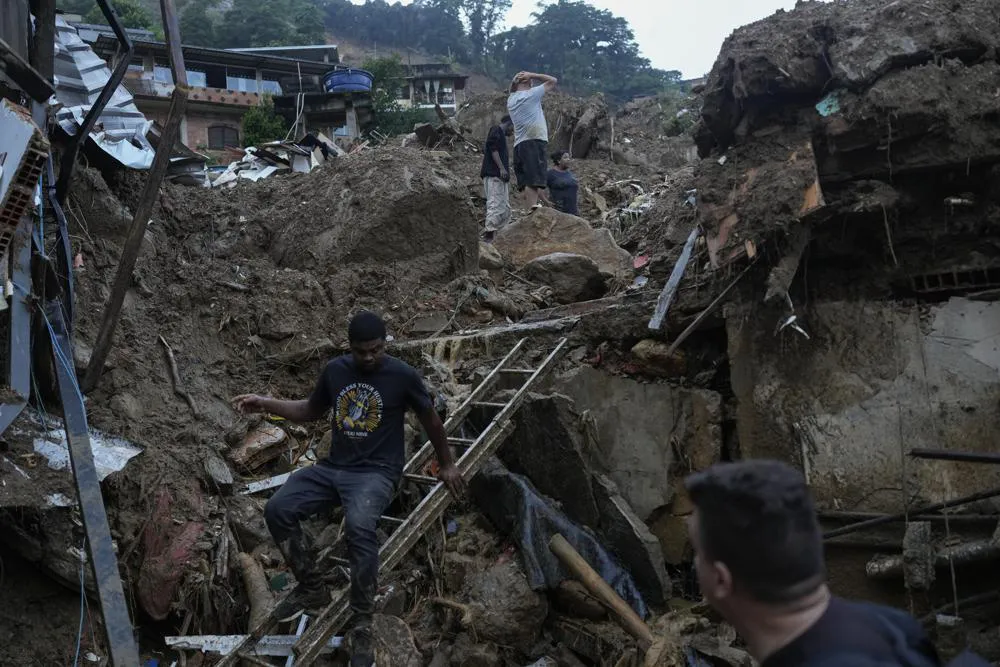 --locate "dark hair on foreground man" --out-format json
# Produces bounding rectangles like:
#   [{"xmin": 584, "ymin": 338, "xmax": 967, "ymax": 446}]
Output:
[{"xmin": 685, "ymin": 460, "xmax": 989, "ymax": 667}]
